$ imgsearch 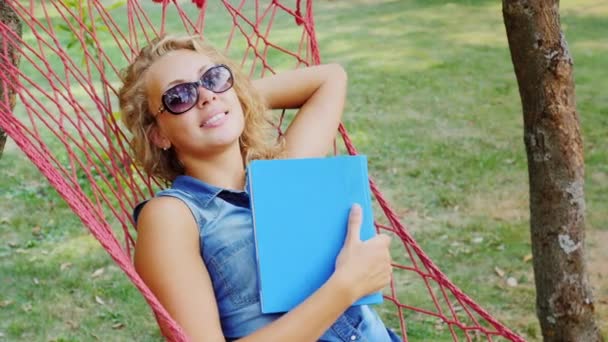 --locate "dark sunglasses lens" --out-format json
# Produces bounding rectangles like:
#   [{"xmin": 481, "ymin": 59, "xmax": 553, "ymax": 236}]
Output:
[
  {"xmin": 203, "ymin": 65, "xmax": 233, "ymax": 93},
  {"xmin": 163, "ymin": 84, "xmax": 198, "ymax": 114}
]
